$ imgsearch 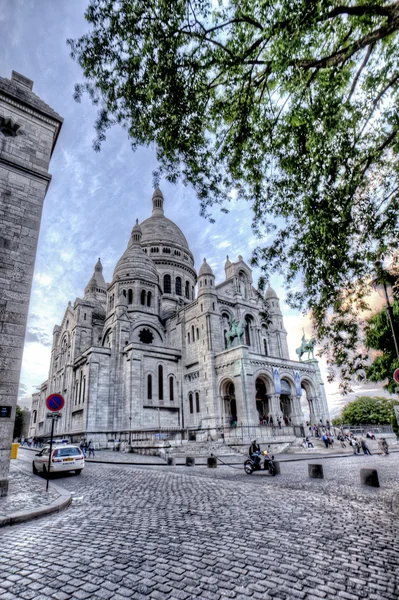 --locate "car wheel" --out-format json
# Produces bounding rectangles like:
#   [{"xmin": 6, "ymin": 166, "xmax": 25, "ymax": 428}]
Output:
[
  {"xmin": 32, "ymin": 462, "xmax": 38, "ymax": 474},
  {"xmin": 244, "ymin": 461, "xmax": 254, "ymax": 475},
  {"xmin": 74, "ymin": 469, "xmax": 82, "ymax": 475}
]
